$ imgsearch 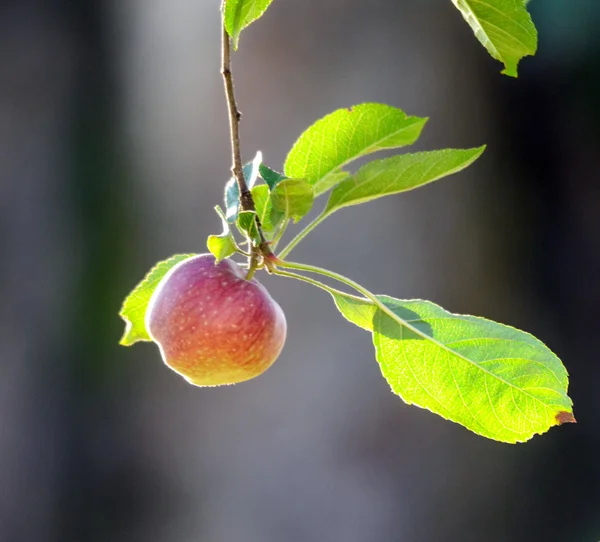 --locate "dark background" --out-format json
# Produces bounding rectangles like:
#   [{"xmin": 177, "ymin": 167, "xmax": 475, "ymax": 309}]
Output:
[{"xmin": 1, "ymin": 1, "xmax": 599, "ymax": 541}]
